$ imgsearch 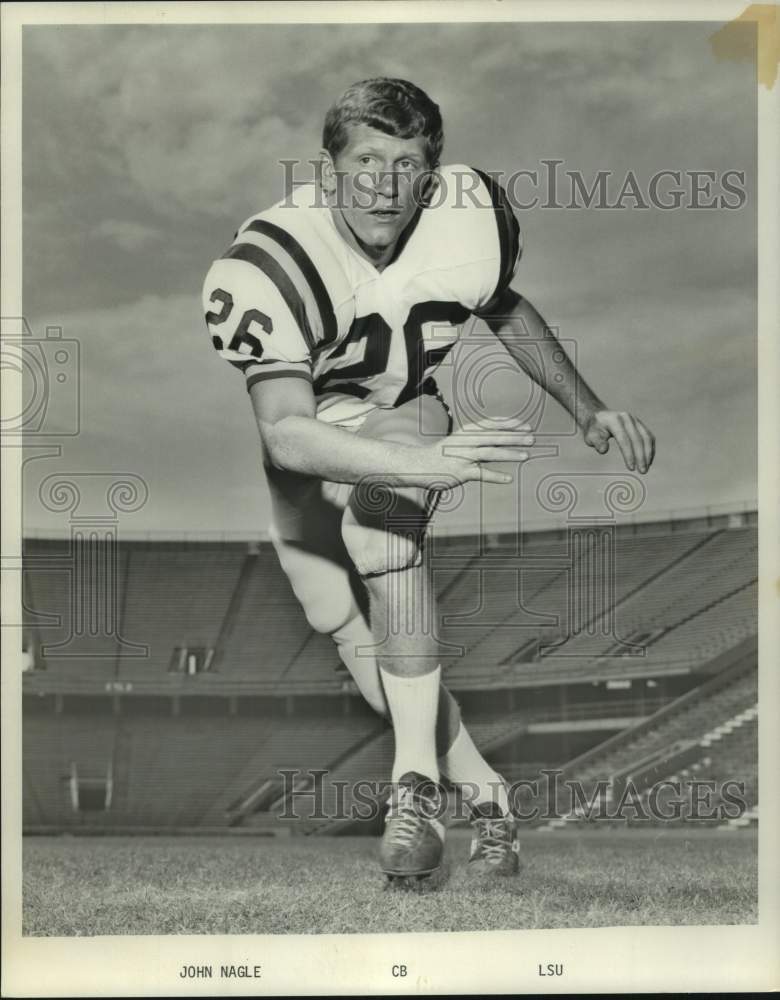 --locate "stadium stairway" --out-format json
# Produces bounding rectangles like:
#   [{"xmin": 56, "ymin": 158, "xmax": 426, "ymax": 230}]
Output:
[
  {"xmin": 654, "ymin": 707, "xmax": 758, "ymax": 821},
  {"xmin": 540, "ymin": 639, "xmax": 757, "ymax": 830},
  {"xmin": 210, "ymin": 550, "xmax": 260, "ymax": 667},
  {"xmin": 549, "ymin": 637, "xmax": 755, "ymax": 778},
  {"xmin": 547, "ymin": 702, "xmax": 759, "ymax": 830}
]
